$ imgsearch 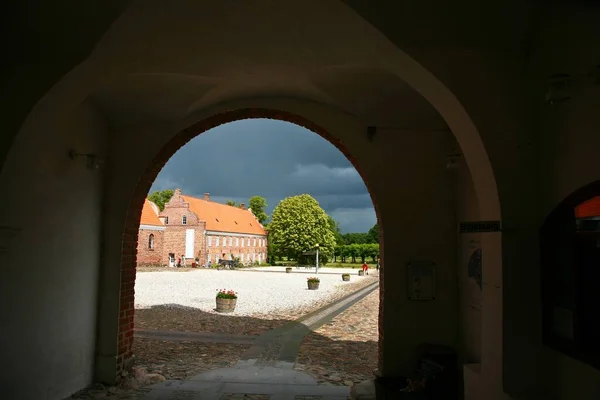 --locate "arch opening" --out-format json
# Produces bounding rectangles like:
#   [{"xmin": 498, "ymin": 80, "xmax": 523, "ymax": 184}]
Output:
[
  {"xmin": 540, "ymin": 180, "xmax": 600, "ymax": 372},
  {"xmin": 125, "ymin": 112, "xmax": 383, "ymax": 386}
]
